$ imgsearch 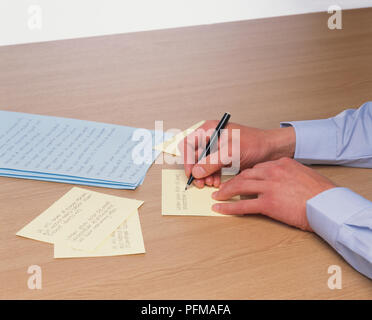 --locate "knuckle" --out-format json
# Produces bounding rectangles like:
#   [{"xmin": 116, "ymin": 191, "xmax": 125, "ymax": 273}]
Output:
[
  {"xmin": 279, "ymin": 157, "xmax": 292, "ymax": 165},
  {"xmin": 219, "ymin": 181, "xmax": 235, "ymax": 194},
  {"xmin": 267, "ymin": 165, "xmax": 278, "ymax": 176},
  {"xmin": 260, "ymin": 197, "xmax": 272, "ymax": 214},
  {"xmin": 253, "ymin": 162, "xmax": 264, "ymax": 169},
  {"xmin": 206, "ymin": 176, "xmax": 213, "ymax": 185},
  {"xmin": 218, "ymin": 182, "xmax": 228, "ymax": 192},
  {"xmin": 239, "ymin": 169, "xmax": 251, "ymax": 178}
]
